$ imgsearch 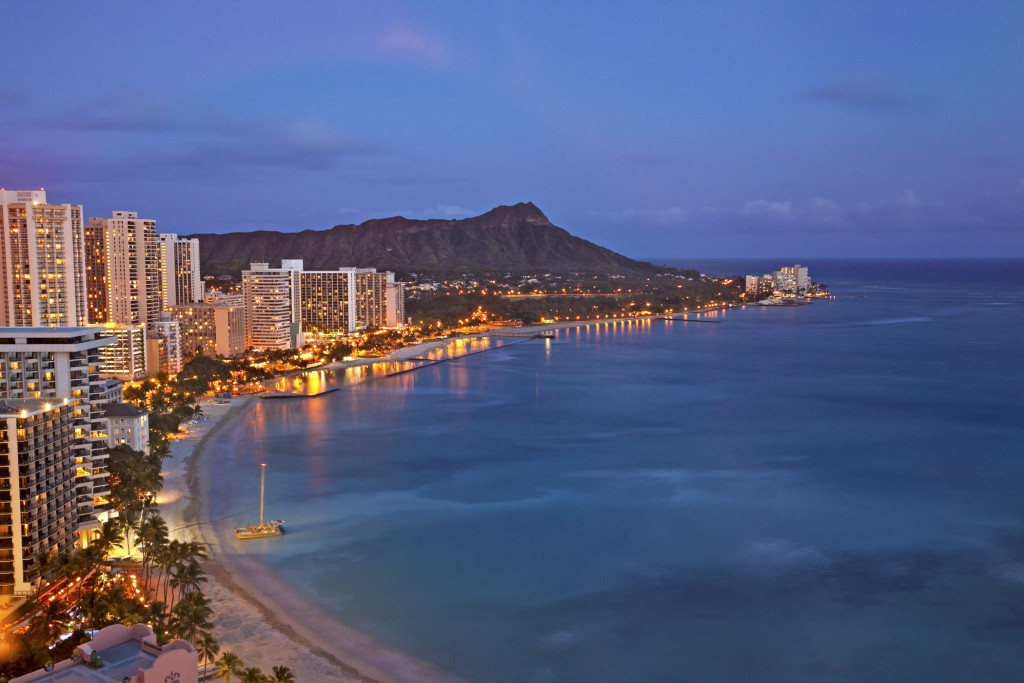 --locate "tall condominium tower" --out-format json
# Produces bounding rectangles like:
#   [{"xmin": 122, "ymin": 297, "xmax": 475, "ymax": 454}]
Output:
[
  {"xmin": 241, "ymin": 261, "xmax": 304, "ymax": 350},
  {"xmin": 0, "ymin": 327, "xmax": 117, "ymax": 542},
  {"xmin": 158, "ymin": 233, "xmax": 203, "ymax": 307},
  {"xmin": 0, "ymin": 398, "xmax": 78, "ymax": 597},
  {"xmin": 93, "ymin": 211, "xmax": 162, "ymax": 326},
  {"xmin": 0, "ymin": 189, "xmax": 87, "ymax": 327},
  {"xmin": 84, "ymin": 216, "xmax": 109, "ymax": 324}
]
